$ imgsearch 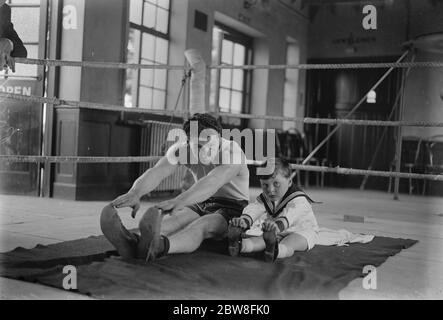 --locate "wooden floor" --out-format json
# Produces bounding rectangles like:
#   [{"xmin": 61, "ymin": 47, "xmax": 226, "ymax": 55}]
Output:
[{"xmin": 0, "ymin": 187, "xmax": 442, "ymax": 300}]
